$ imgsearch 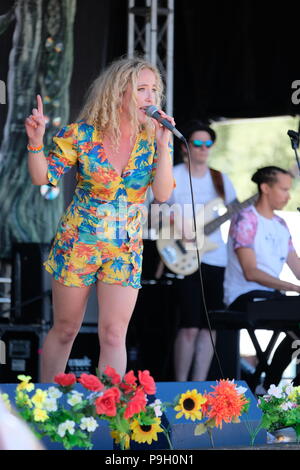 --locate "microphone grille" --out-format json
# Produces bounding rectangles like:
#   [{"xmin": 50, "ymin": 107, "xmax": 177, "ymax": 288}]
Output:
[{"xmin": 145, "ymin": 105, "xmax": 158, "ymax": 117}]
